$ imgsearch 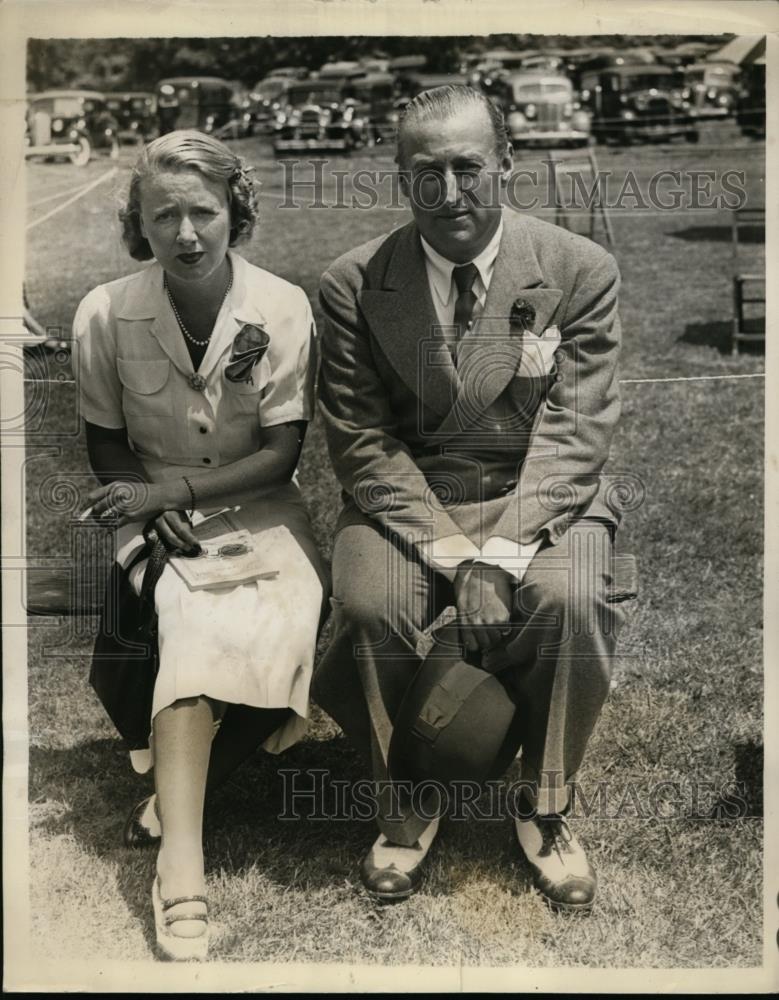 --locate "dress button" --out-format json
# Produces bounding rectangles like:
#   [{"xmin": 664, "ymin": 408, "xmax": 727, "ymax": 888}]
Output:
[
  {"xmin": 202, "ymin": 457, "xmax": 211, "ymax": 464},
  {"xmin": 199, "ymin": 426, "xmax": 208, "ymax": 434},
  {"xmin": 554, "ymin": 351, "xmax": 564, "ymax": 364}
]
